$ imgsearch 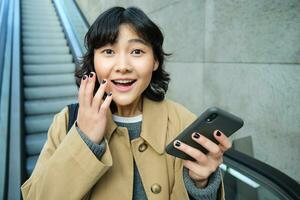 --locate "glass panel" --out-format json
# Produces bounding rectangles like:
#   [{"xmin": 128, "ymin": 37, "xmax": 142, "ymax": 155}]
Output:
[
  {"xmin": 220, "ymin": 164, "xmax": 285, "ymax": 200},
  {"xmin": 58, "ymin": 0, "xmax": 88, "ymax": 52}
]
